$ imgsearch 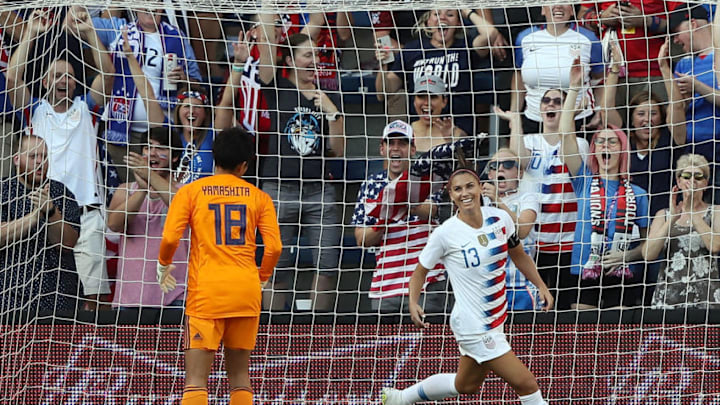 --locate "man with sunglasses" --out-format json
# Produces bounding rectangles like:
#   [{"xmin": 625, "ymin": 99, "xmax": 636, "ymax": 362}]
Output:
[{"xmin": 352, "ymin": 121, "xmax": 450, "ymax": 314}]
